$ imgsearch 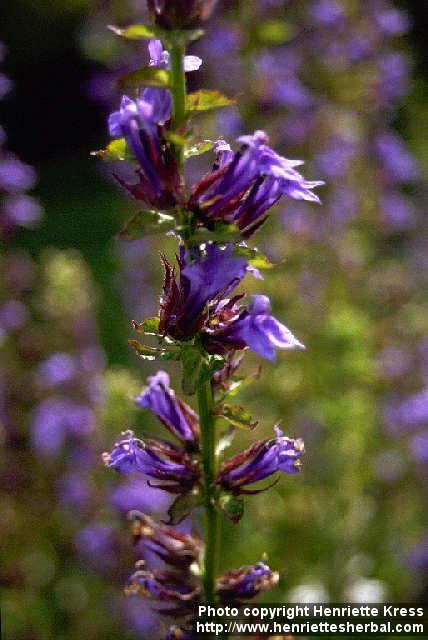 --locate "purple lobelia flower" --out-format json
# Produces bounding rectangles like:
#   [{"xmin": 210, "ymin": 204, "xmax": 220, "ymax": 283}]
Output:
[
  {"xmin": 216, "ymin": 427, "xmax": 304, "ymax": 493},
  {"xmin": 134, "ymin": 371, "xmax": 199, "ymax": 447},
  {"xmin": 125, "ymin": 563, "xmax": 200, "ymax": 610},
  {"xmin": 202, "ymin": 294, "xmax": 305, "ymax": 361},
  {"xmin": 103, "ymin": 430, "xmax": 200, "ymax": 493},
  {"xmin": 108, "ymin": 39, "xmax": 202, "ymax": 209},
  {"xmin": 190, "ymin": 131, "xmax": 323, "ymax": 236},
  {"xmin": 108, "ymin": 93, "xmax": 180, "ymax": 207},
  {"xmin": 128, "ymin": 512, "xmax": 201, "ymax": 569},
  {"xmin": 216, "ymin": 561, "xmax": 279, "ymax": 603},
  {"xmin": 147, "ymin": 0, "xmax": 218, "ymax": 30},
  {"xmin": 159, "ymin": 243, "xmax": 248, "ymax": 340}
]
